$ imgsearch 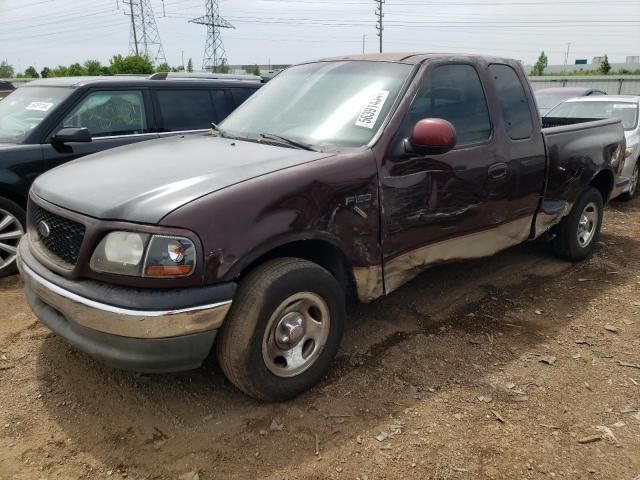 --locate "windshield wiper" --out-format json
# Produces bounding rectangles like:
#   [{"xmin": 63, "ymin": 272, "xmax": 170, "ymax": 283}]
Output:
[
  {"xmin": 258, "ymin": 132, "xmax": 319, "ymax": 152},
  {"xmin": 210, "ymin": 122, "xmax": 226, "ymax": 138}
]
